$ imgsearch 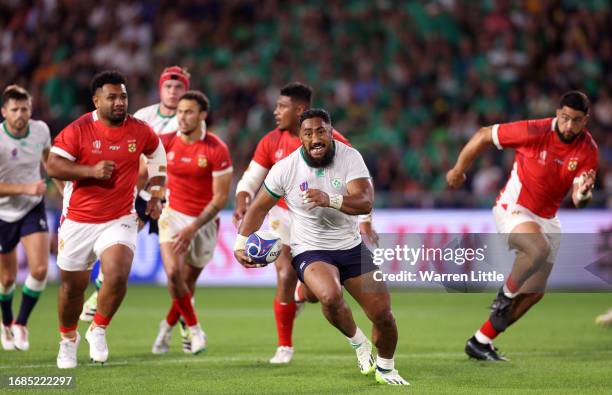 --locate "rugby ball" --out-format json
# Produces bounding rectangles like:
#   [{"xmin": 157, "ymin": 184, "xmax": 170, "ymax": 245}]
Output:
[{"xmin": 246, "ymin": 230, "xmax": 282, "ymax": 265}]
